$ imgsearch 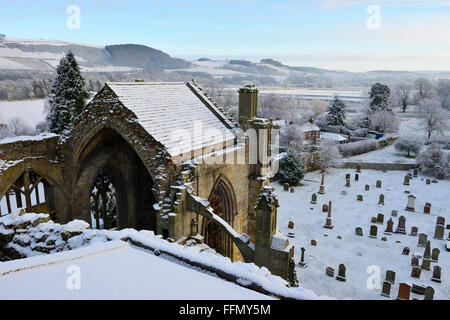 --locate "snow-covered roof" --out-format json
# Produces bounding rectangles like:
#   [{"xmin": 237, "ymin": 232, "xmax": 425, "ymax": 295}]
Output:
[
  {"xmin": 0, "ymin": 241, "xmax": 272, "ymax": 300},
  {"xmin": 105, "ymin": 82, "xmax": 235, "ymax": 158},
  {"xmin": 300, "ymin": 122, "xmax": 320, "ymax": 132},
  {"xmin": 320, "ymin": 131, "xmax": 348, "ymax": 142}
]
